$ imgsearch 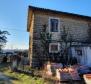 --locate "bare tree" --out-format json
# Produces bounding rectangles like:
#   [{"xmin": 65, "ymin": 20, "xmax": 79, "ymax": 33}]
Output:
[
  {"xmin": 40, "ymin": 24, "xmax": 73, "ymax": 65},
  {"xmin": 60, "ymin": 26, "xmax": 73, "ymax": 66},
  {"xmin": 88, "ymin": 23, "xmax": 91, "ymax": 42},
  {"xmin": 40, "ymin": 24, "xmax": 52, "ymax": 62}
]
